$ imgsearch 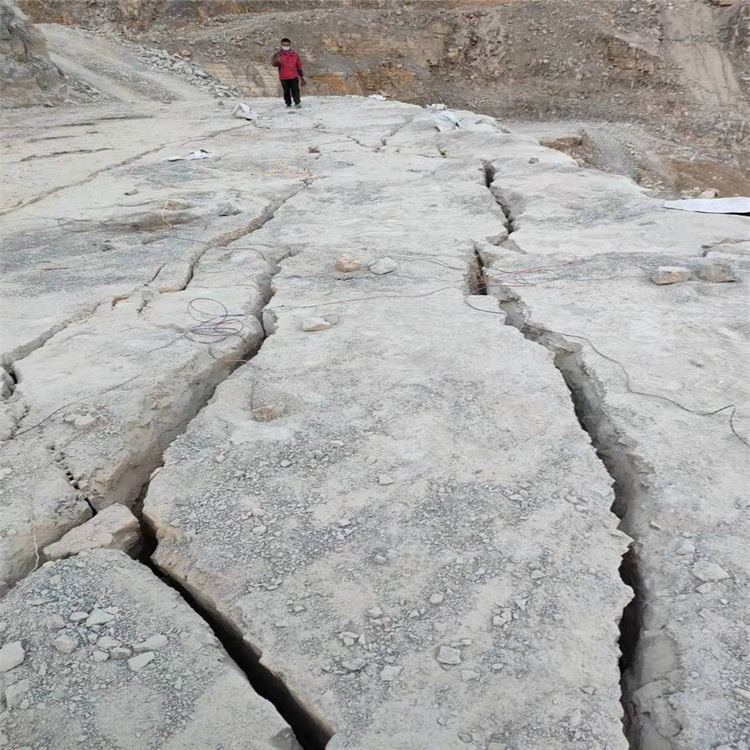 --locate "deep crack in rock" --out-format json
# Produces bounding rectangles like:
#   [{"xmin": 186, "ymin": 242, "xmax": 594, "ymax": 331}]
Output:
[{"xmin": 492, "ymin": 286, "xmax": 646, "ymax": 749}]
